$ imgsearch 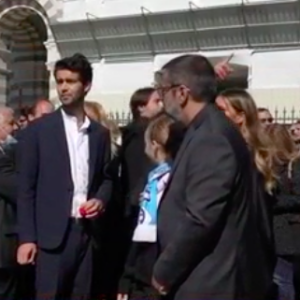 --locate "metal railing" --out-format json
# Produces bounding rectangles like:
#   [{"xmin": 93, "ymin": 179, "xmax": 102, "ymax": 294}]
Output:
[
  {"xmin": 108, "ymin": 108, "xmax": 300, "ymax": 126},
  {"xmin": 108, "ymin": 111, "xmax": 132, "ymax": 126},
  {"xmin": 272, "ymin": 107, "xmax": 300, "ymax": 124}
]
